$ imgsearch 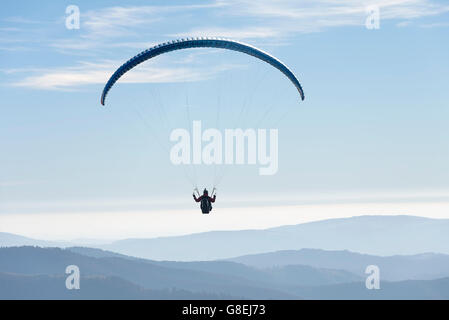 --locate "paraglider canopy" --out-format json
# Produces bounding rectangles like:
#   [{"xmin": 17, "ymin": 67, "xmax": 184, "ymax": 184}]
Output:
[{"xmin": 100, "ymin": 37, "xmax": 305, "ymax": 105}]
